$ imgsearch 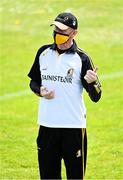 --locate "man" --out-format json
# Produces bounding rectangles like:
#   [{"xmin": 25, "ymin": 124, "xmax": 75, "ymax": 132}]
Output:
[{"xmin": 28, "ymin": 12, "xmax": 102, "ymax": 180}]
